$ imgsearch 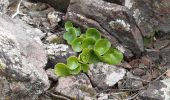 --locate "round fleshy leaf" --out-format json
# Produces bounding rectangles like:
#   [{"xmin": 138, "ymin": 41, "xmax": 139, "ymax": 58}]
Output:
[
  {"xmin": 94, "ymin": 39, "xmax": 111, "ymax": 56},
  {"xmin": 101, "ymin": 48, "xmax": 123, "ymax": 64},
  {"xmin": 86, "ymin": 28, "xmax": 101, "ymax": 40},
  {"xmin": 63, "ymin": 27, "xmax": 77, "ymax": 44},
  {"xmin": 75, "ymin": 28, "xmax": 81, "ymax": 36},
  {"xmin": 54, "ymin": 63, "xmax": 70, "ymax": 77},
  {"xmin": 80, "ymin": 48, "xmax": 90, "ymax": 63},
  {"xmin": 72, "ymin": 38, "xmax": 83, "ymax": 52},
  {"xmin": 67, "ymin": 56, "xmax": 79, "ymax": 70},
  {"xmin": 80, "ymin": 34, "xmax": 86, "ymax": 38},
  {"xmin": 69, "ymin": 66, "xmax": 81, "ymax": 75},
  {"xmin": 82, "ymin": 38, "xmax": 96, "ymax": 49},
  {"xmin": 81, "ymin": 64, "xmax": 89, "ymax": 73},
  {"xmin": 80, "ymin": 48, "xmax": 100, "ymax": 64},
  {"xmin": 65, "ymin": 21, "xmax": 73, "ymax": 31}
]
